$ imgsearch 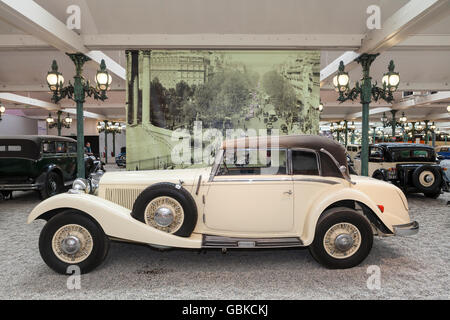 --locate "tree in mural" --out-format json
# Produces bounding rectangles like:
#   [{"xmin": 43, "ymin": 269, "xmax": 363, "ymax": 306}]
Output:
[
  {"xmin": 261, "ymin": 70, "xmax": 299, "ymax": 129},
  {"xmin": 150, "ymin": 78, "xmax": 168, "ymax": 128}
]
